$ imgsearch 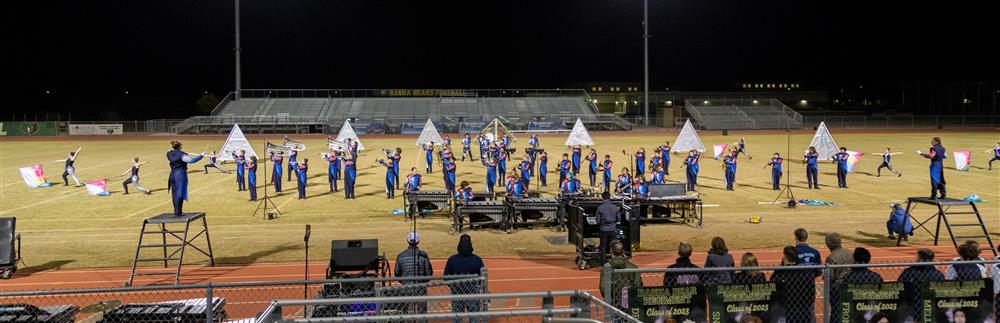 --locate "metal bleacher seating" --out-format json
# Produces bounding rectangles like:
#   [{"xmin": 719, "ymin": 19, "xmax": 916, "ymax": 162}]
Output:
[
  {"xmin": 173, "ymin": 90, "xmax": 632, "ymax": 134},
  {"xmin": 684, "ymin": 98, "xmax": 802, "ymax": 130}
]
